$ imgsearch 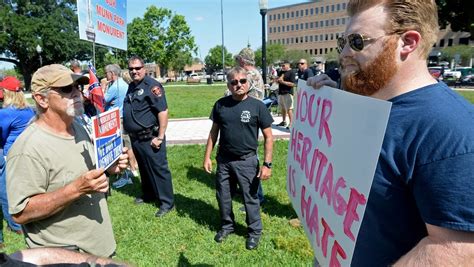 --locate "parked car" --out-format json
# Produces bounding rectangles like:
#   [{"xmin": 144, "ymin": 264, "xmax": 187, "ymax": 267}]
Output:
[
  {"xmin": 212, "ymin": 72, "xmax": 225, "ymax": 81},
  {"xmin": 189, "ymin": 73, "xmax": 201, "ymax": 80}
]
